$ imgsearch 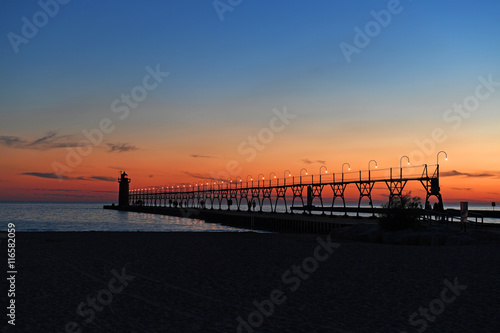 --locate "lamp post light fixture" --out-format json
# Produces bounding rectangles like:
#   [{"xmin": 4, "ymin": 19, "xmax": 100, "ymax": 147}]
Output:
[
  {"xmin": 283, "ymin": 170, "xmax": 291, "ymax": 186},
  {"xmin": 300, "ymin": 168, "xmax": 308, "ymax": 184},
  {"xmin": 368, "ymin": 160, "xmax": 377, "ymax": 181},
  {"xmin": 437, "ymin": 151, "xmax": 448, "ymax": 177},
  {"xmin": 319, "ymin": 165, "xmax": 328, "ymax": 183},
  {"xmin": 247, "ymin": 175, "xmax": 253, "ymax": 187},
  {"xmin": 400, "ymin": 155, "xmax": 410, "ymax": 178},
  {"xmin": 257, "ymin": 173, "xmax": 265, "ymax": 188},
  {"xmin": 437, "ymin": 151, "xmax": 448, "ymax": 165},
  {"xmin": 342, "ymin": 162, "xmax": 351, "ymax": 182},
  {"xmin": 269, "ymin": 172, "xmax": 277, "ymax": 186}
]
